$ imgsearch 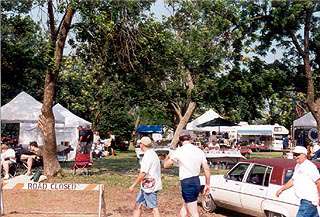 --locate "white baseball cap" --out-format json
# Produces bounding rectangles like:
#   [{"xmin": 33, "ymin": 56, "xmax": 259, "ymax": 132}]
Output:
[
  {"xmin": 140, "ymin": 136, "xmax": 152, "ymax": 147},
  {"xmin": 292, "ymin": 146, "xmax": 307, "ymax": 155}
]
